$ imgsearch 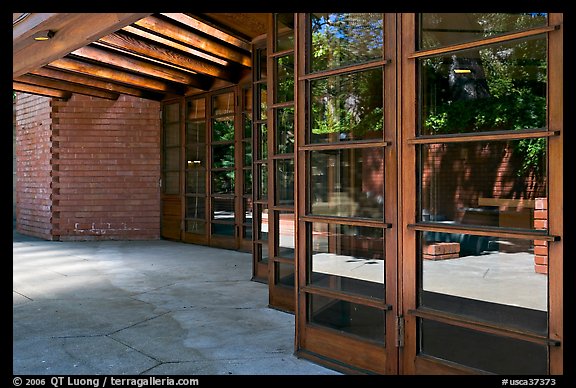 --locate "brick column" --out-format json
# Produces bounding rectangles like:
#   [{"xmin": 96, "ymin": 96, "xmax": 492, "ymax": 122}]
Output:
[{"xmin": 533, "ymin": 197, "xmax": 548, "ymax": 274}]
